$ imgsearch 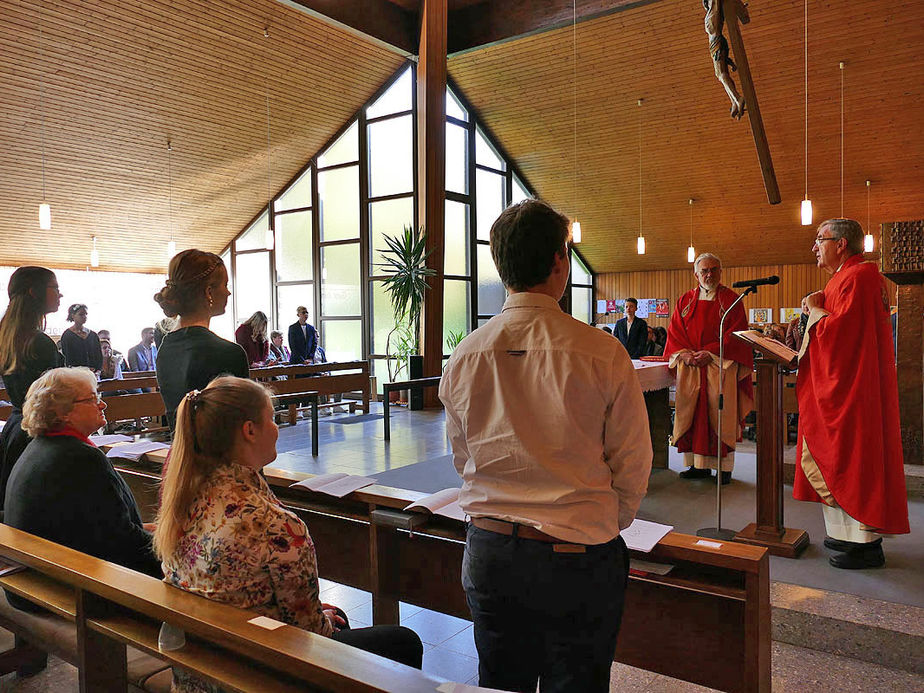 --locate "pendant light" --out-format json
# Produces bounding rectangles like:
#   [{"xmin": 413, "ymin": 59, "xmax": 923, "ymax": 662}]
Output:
[
  {"xmin": 569, "ymin": 0, "xmax": 581, "ymax": 243},
  {"xmin": 864, "ymin": 180, "xmax": 874, "ymax": 252},
  {"xmin": 166, "ymin": 140, "xmax": 176, "ymax": 258},
  {"xmin": 263, "ymin": 27, "xmax": 275, "ymax": 251},
  {"xmin": 37, "ymin": 0, "xmax": 51, "ymax": 230},
  {"xmin": 839, "ymin": 61, "xmax": 845, "ymax": 217},
  {"xmin": 800, "ymin": 0, "xmax": 813, "ymax": 225},
  {"xmin": 90, "ymin": 236, "xmax": 99, "ymax": 268},
  {"xmin": 636, "ymin": 98, "xmax": 645, "ymax": 254},
  {"xmin": 687, "ymin": 198, "xmax": 696, "ymax": 263}
]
